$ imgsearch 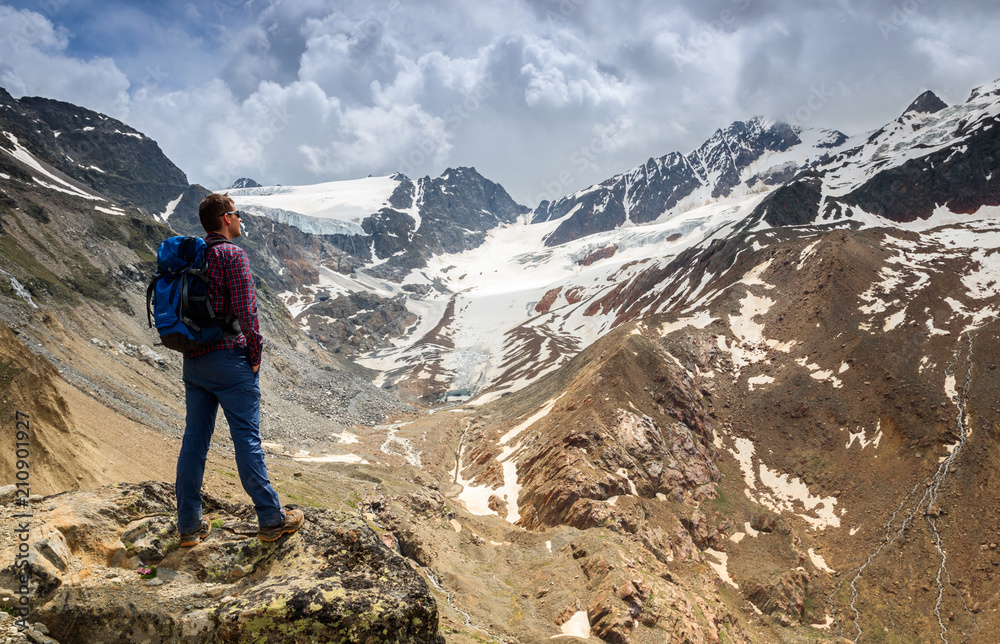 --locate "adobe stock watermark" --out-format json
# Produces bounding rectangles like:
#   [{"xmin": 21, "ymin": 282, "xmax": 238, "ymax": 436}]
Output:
[
  {"xmin": 12, "ymin": 411, "xmax": 32, "ymax": 630},
  {"xmin": 213, "ymin": 0, "xmax": 253, "ymax": 21},
  {"xmin": 673, "ymin": 0, "xmax": 752, "ymax": 72},
  {"xmin": 877, "ymin": 0, "xmax": 930, "ymax": 40},
  {"xmin": 533, "ymin": 120, "xmax": 621, "ymax": 206},
  {"xmin": 135, "ymin": 65, "xmax": 168, "ymax": 96},
  {"xmin": 351, "ymin": 0, "xmax": 403, "ymax": 51},
  {"xmin": 784, "ymin": 77, "xmax": 872, "ymax": 128},
  {"xmin": 544, "ymin": 0, "xmax": 587, "ymax": 29},
  {"xmin": 785, "ymin": 84, "xmax": 836, "ymax": 128},
  {"xmin": 397, "ymin": 78, "xmax": 498, "ymax": 179},
  {"xmin": 6, "ymin": 0, "xmax": 71, "ymax": 54},
  {"xmin": 209, "ymin": 102, "xmax": 293, "ymax": 190}
]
